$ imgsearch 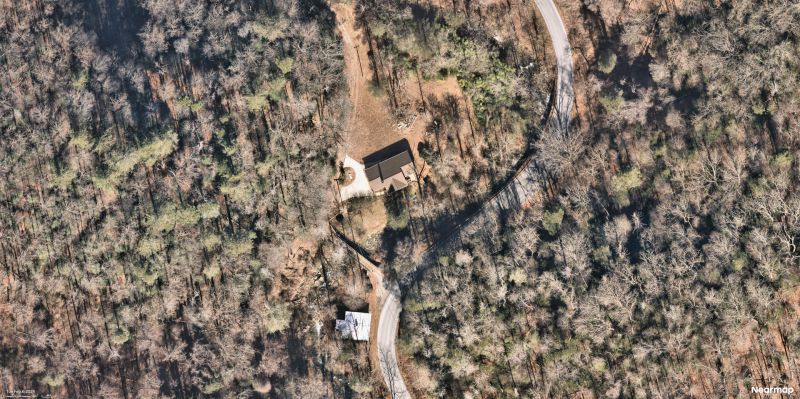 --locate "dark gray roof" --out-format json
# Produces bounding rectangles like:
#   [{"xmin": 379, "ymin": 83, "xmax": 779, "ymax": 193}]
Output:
[
  {"xmin": 377, "ymin": 151, "xmax": 413, "ymax": 179},
  {"xmin": 365, "ymin": 151, "xmax": 413, "ymax": 182}
]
